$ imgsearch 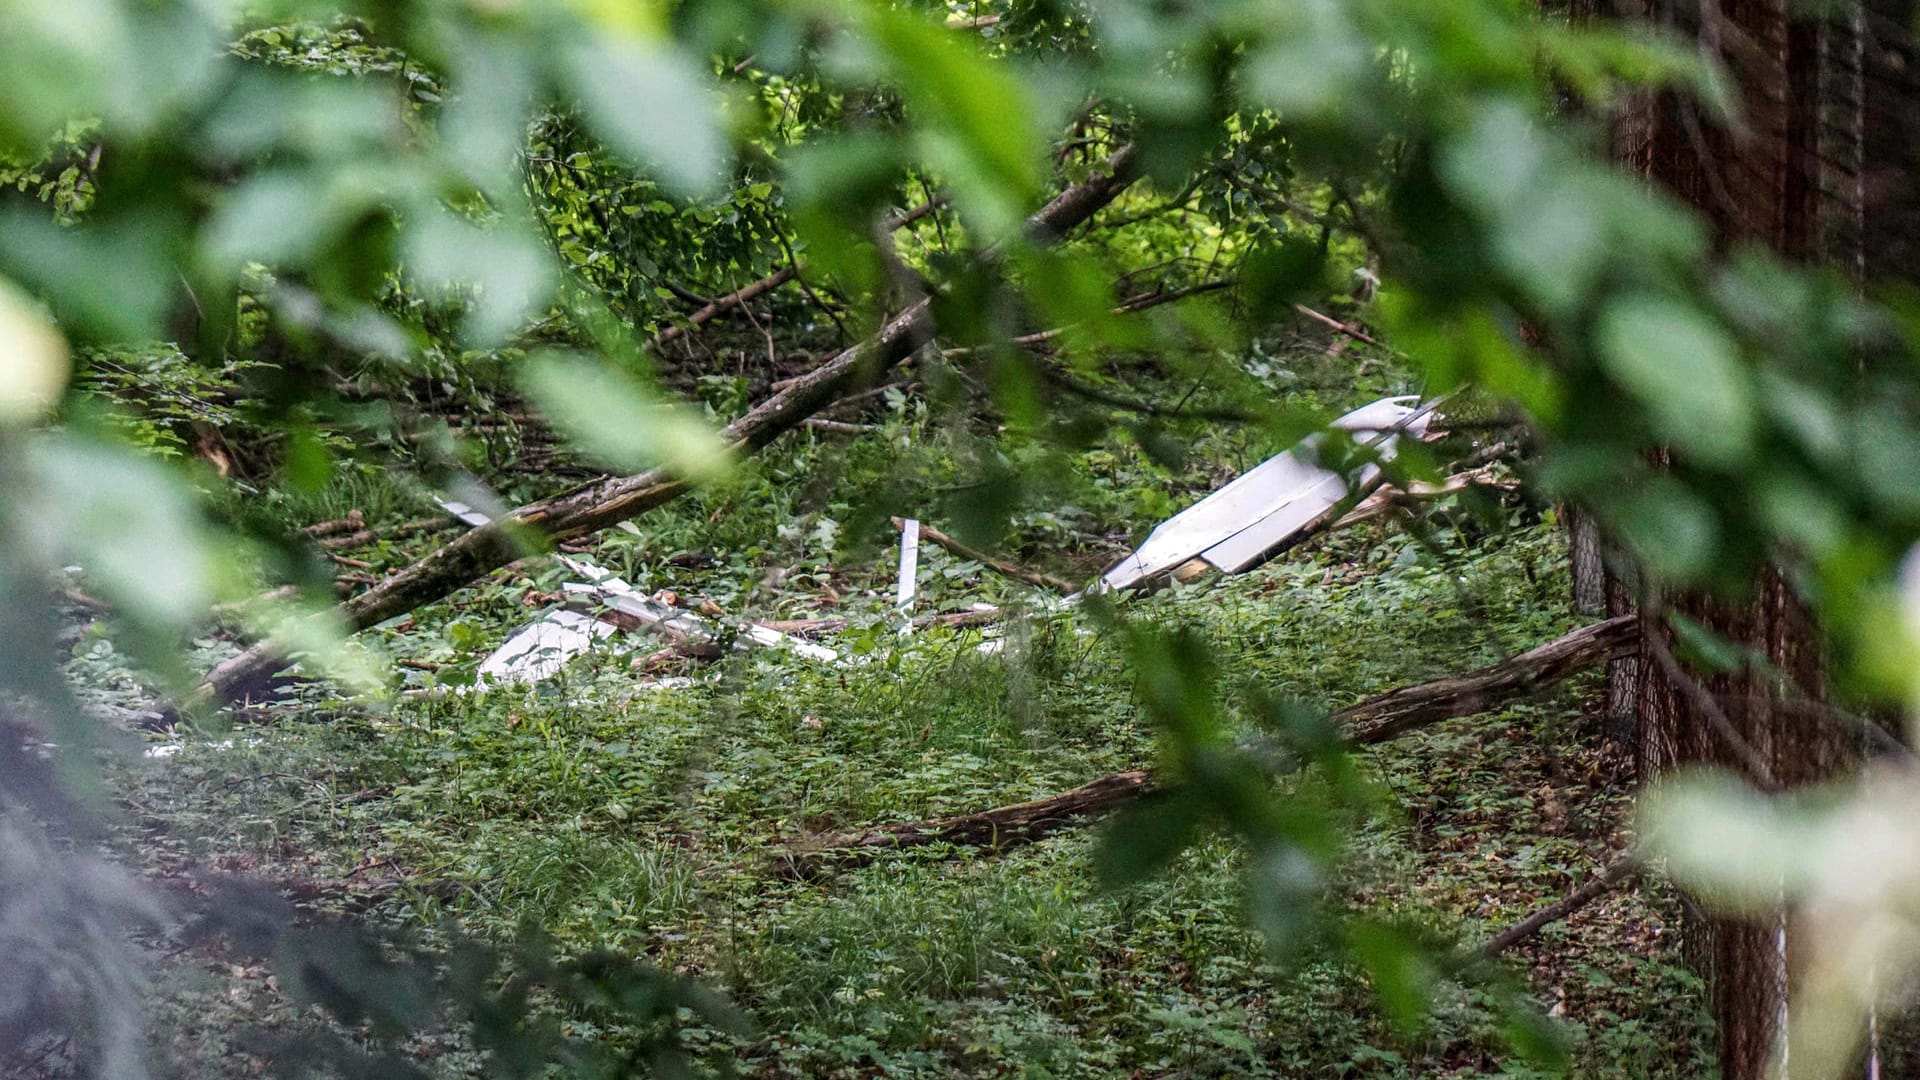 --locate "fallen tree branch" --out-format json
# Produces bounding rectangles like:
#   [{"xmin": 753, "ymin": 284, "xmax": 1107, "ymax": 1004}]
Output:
[
  {"xmin": 648, "ymin": 199, "xmax": 945, "ymax": 352},
  {"xmin": 1329, "ymin": 466, "xmax": 1514, "ymax": 532},
  {"xmin": 891, "ymin": 518, "xmax": 1077, "ymax": 593},
  {"xmin": 1468, "ymin": 851, "xmax": 1641, "ymax": 959},
  {"xmin": 774, "ymin": 615, "xmax": 1635, "ymax": 876},
  {"xmin": 1293, "ymin": 303, "xmax": 1387, "ymax": 349},
  {"xmin": 195, "ymin": 148, "xmax": 1140, "ymax": 707},
  {"xmin": 769, "ymin": 771, "xmax": 1155, "ymax": 877},
  {"xmin": 302, "ymin": 511, "xmax": 365, "ymax": 538}
]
